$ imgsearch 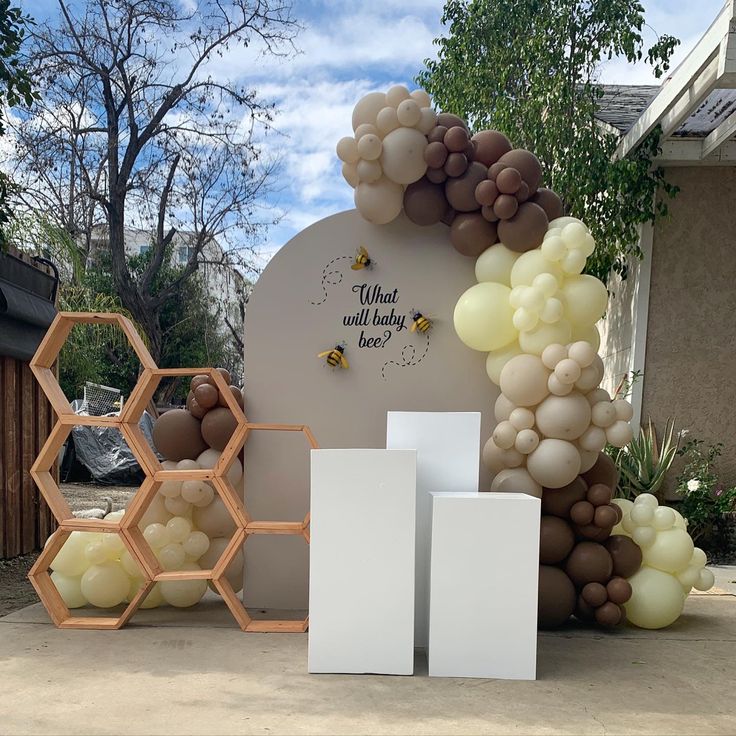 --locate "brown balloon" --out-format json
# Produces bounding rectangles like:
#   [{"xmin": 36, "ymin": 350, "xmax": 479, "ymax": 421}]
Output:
[
  {"xmin": 594, "ymin": 601, "xmax": 623, "ymax": 627},
  {"xmin": 581, "ymin": 581, "xmax": 607, "ymax": 607},
  {"xmin": 574, "ymin": 595, "xmax": 595, "ymax": 621},
  {"xmin": 496, "ymin": 167, "xmax": 522, "ymax": 194},
  {"xmin": 444, "ymin": 152, "xmax": 468, "ymax": 178},
  {"xmin": 152, "ymin": 408, "xmax": 208, "ymax": 462},
  {"xmin": 539, "ymin": 515, "xmax": 575, "ymax": 565},
  {"xmin": 444, "ymin": 125, "xmax": 469, "ymax": 153},
  {"xmin": 594, "ymin": 505, "xmax": 618, "ymax": 529},
  {"xmin": 570, "ymin": 500, "xmax": 594, "ymax": 525},
  {"xmin": 574, "ymin": 523, "xmax": 612, "ymax": 543},
  {"xmin": 445, "ymin": 161, "xmax": 487, "ymax": 212},
  {"xmin": 216, "ymin": 367, "xmax": 232, "ymax": 386},
  {"xmin": 497, "ymin": 149, "xmax": 543, "ymax": 193},
  {"xmin": 541, "ymin": 477, "xmax": 587, "ymax": 518},
  {"xmin": 403, "ymin": 178, "xmax": 450, "ymax": 226},
  {"xmin": 426, "ymin": 167, "xmax": 448, "ymax": 184},
  {"xmin": 538, "ymin": 565, "xmax": 576, "ymax": 629},
  {"xmin": 582, "ymin": 452, "xmax": 619, "ymax": 490},
  {"xmin": 218, "ymin": 384, "xmax": 245, "ymax": 409},
  {"xmin": 188, "ymin": 398, "xmax": 206, "ymax": 420},
  {"xmin": 565, "ymin": 541, "xmax": 613, "ymax": 587},
  {"xmin": 471, "ymin": 130, "xmax": 512, "ymax": 167},
  {"xmin": 531, "ymin": 188, "xmax": 564, "ymax": 221},
  {"xmin": 497, "ymin": 202, "xmax": 549, "ymax": 252},
  {"xmin": 516, "ymin": 181, "xmax": 530, "ymax": 203},
  {"xmin": 200, "ymin": 407, "xmax": 238, "ymax": 451},
  {"xmin": 605, "ymin": 535, "xmax": 643, "ymax": 578},
  {"xmin": 441, "ymin": 206, "xmax": 457, "ymax": 226},
  {"xmin": 190, "ymin": 374, "xmax": 211, "ymax": 391},
  {"xmin": 437, "ymin": 112, "xmax": 467, "ymax": 130},
  {"xmin": 185, "ymin": 390, "xmax": 195, "ymax": 411},
  {"xmin": 428, "ymin": 125, "xmax": 448, "ymax": 143},
  {"xmin": 488, "ymin": 162, "xmax": 506, "ymax": 180},
  {"xmin": 474, "ymin": 179, "xmax": 498, "ymax": 206},
  {"xmin": 194, "ymin": 382, "xmax": 219, "ymax": 409},
  {"xmin": 449, "ymin": 213, "xmax": 498, "ymax": 257},
  {"xmin": 424, "ymin": 141, "xmax": 448, "ymax": 169},
  {"xmin": 606, "ymin": 576, "xmax": 633, "ymax": 605},
  {"xmin": 587, "ymin": 483, "xmax": 612, "ymax": 507},
  {"xmin": 493, "ymin": 194, "xmax": 519, "ymax": 220}
]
